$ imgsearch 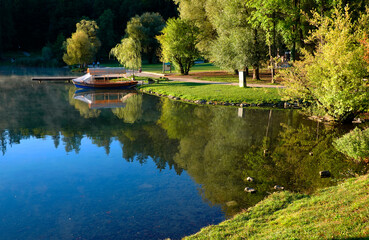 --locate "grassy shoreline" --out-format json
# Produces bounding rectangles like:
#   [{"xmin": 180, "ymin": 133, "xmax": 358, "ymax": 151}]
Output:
[
  {"xmin": 185, "ymin": 174, "xmax": 369, "ymax": 240},
  {"xmin": 138, "ymin": 81, "xmax": 288, "ymax": 107}
]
